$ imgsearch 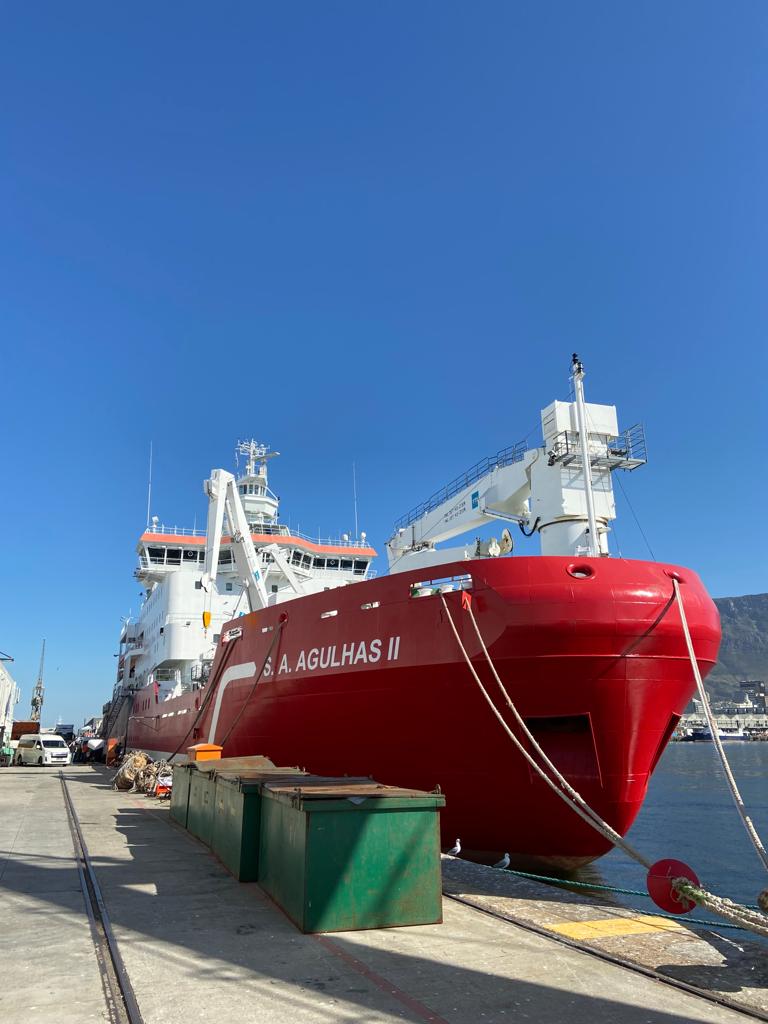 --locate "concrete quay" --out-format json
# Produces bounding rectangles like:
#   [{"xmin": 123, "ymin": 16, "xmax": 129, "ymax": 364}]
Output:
[{"xmin": 0, "ymin": 765, "xmax": 765, "ymax": 1024}]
